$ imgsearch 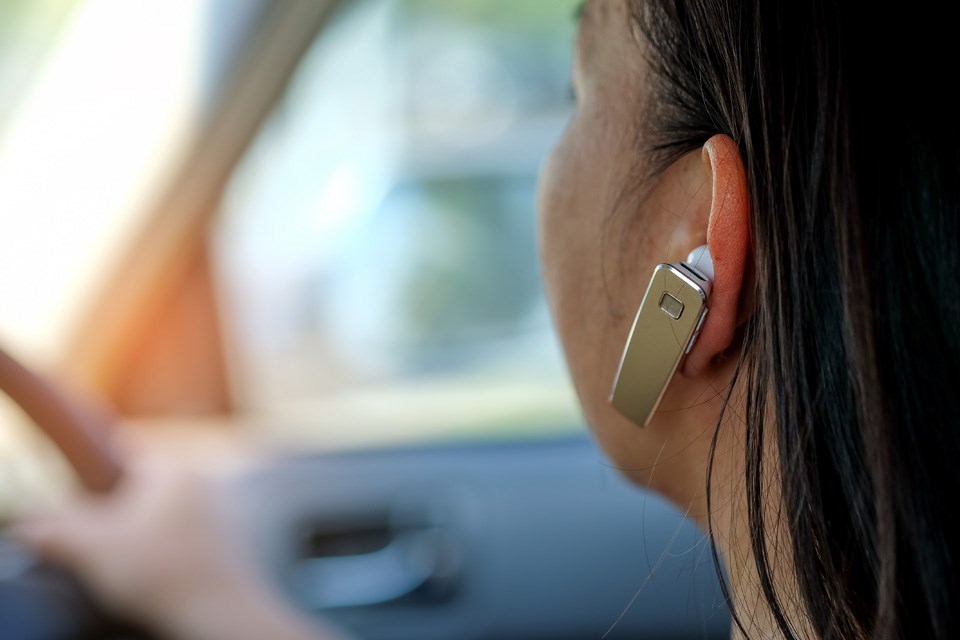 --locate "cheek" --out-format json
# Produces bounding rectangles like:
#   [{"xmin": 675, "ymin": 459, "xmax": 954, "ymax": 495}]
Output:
[
  {"xmin": 537, "ymin": 115, "xmax": 680, "ymax": 489},
  {"xmin": 537, "ymin": 129, "xmax": 590, "ymax": 331},
  {"xmin": 537, "ymin": 119, "xmax": 630, "ymax": 426}
]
